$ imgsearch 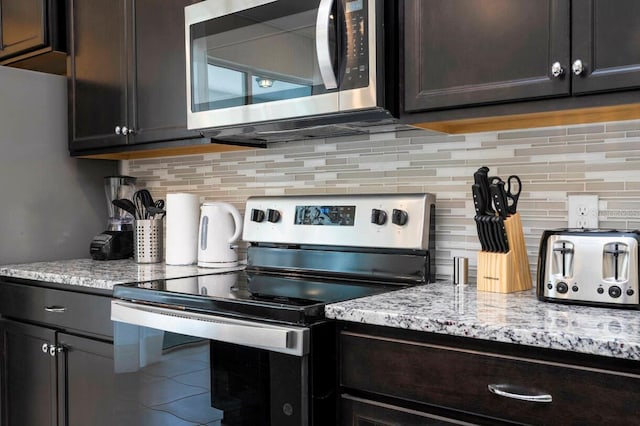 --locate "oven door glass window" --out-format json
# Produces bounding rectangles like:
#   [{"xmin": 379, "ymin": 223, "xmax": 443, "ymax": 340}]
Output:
[
  {"xmin": 113, "ymin": 321, "xmax": 306, "ymax": 425},
  {"xmin": 189, "ymin": 0, "xmax": 339, "ymax": 114}
]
